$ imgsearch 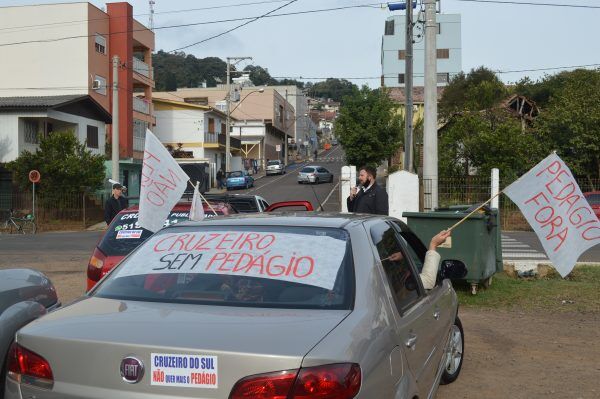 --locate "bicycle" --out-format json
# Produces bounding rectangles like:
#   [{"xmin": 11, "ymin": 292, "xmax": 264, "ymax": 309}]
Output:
[{"xmin": 2, "ymin": 210, "xmax": 37, "ymax": 234}]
